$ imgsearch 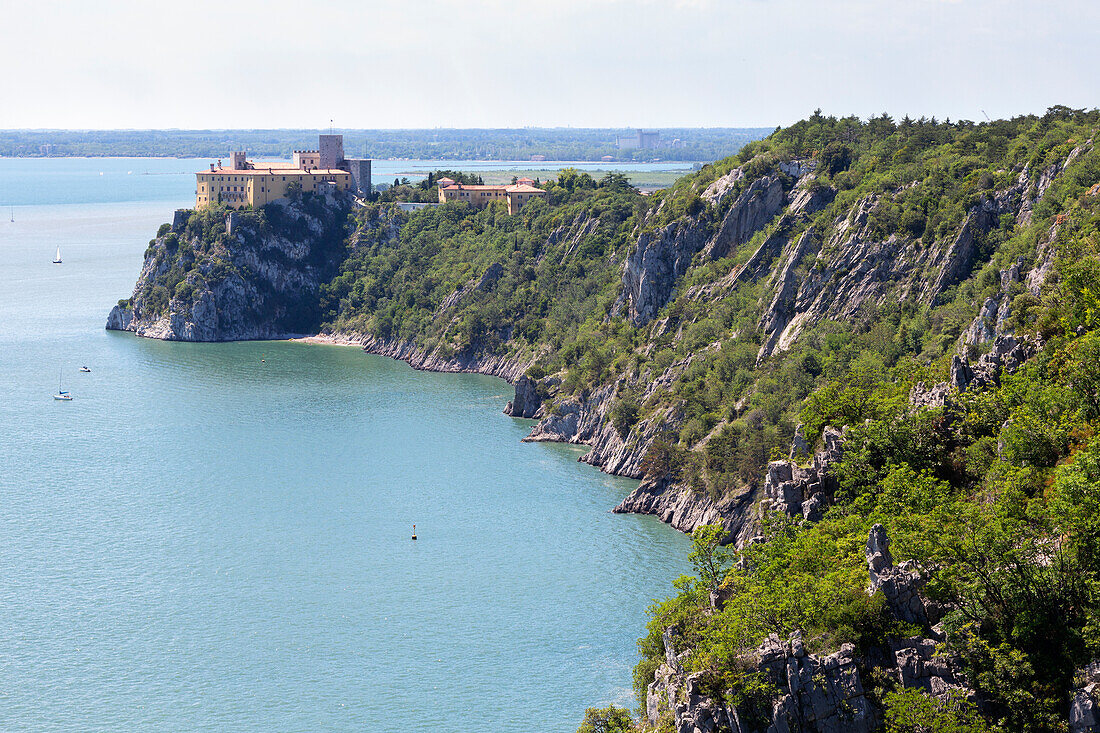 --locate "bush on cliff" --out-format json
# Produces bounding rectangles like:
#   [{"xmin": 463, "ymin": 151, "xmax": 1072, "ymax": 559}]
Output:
[{"xmin": 575, "ymin": 705, "xmax": 633, "ymax": 733}]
